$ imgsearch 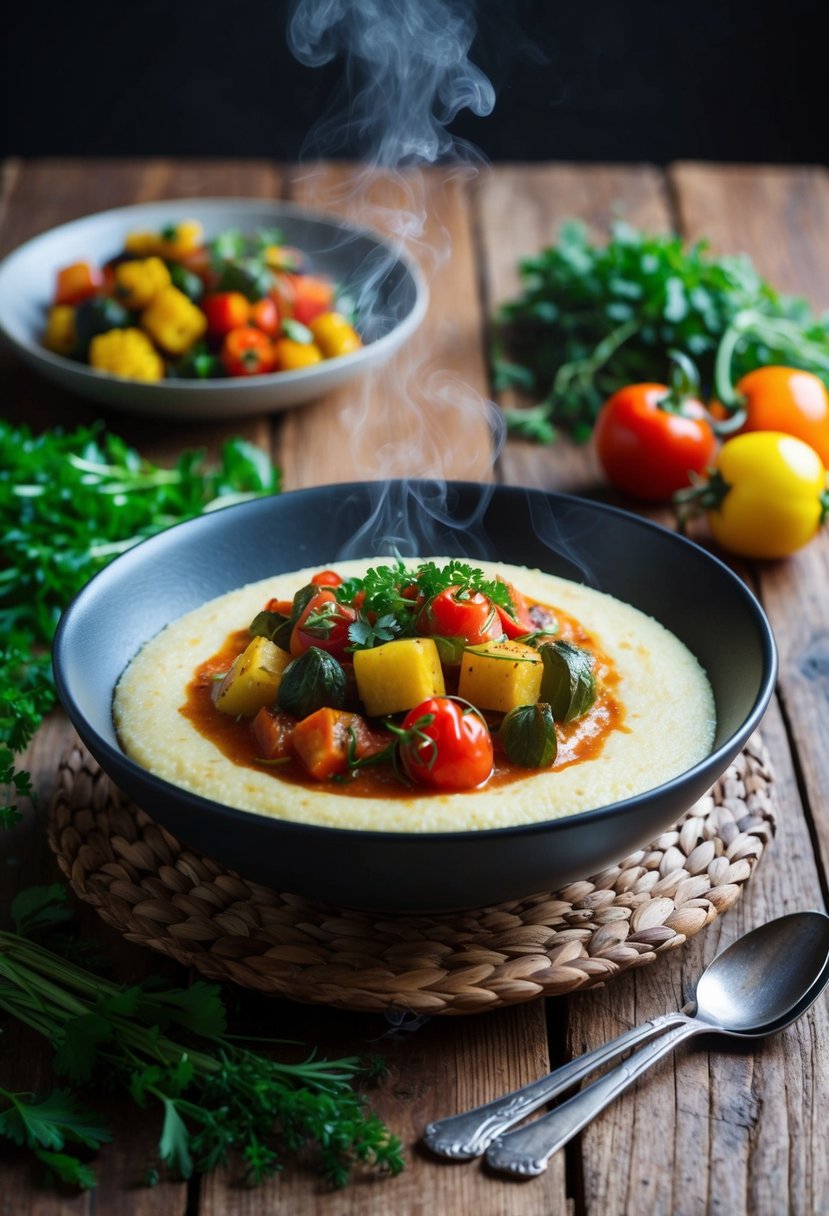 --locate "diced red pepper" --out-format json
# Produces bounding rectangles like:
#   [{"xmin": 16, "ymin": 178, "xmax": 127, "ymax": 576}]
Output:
[
  {"xmin": 291, "ymin": 708, "xmax": 388, "ymax": 781},
  {"xmin": 54, "ymin": 260, "xmax": 104, "ymax": 306},
  {"xmin": 251, "ymin": 708, "xmax": 297, "ymax": 761}
]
